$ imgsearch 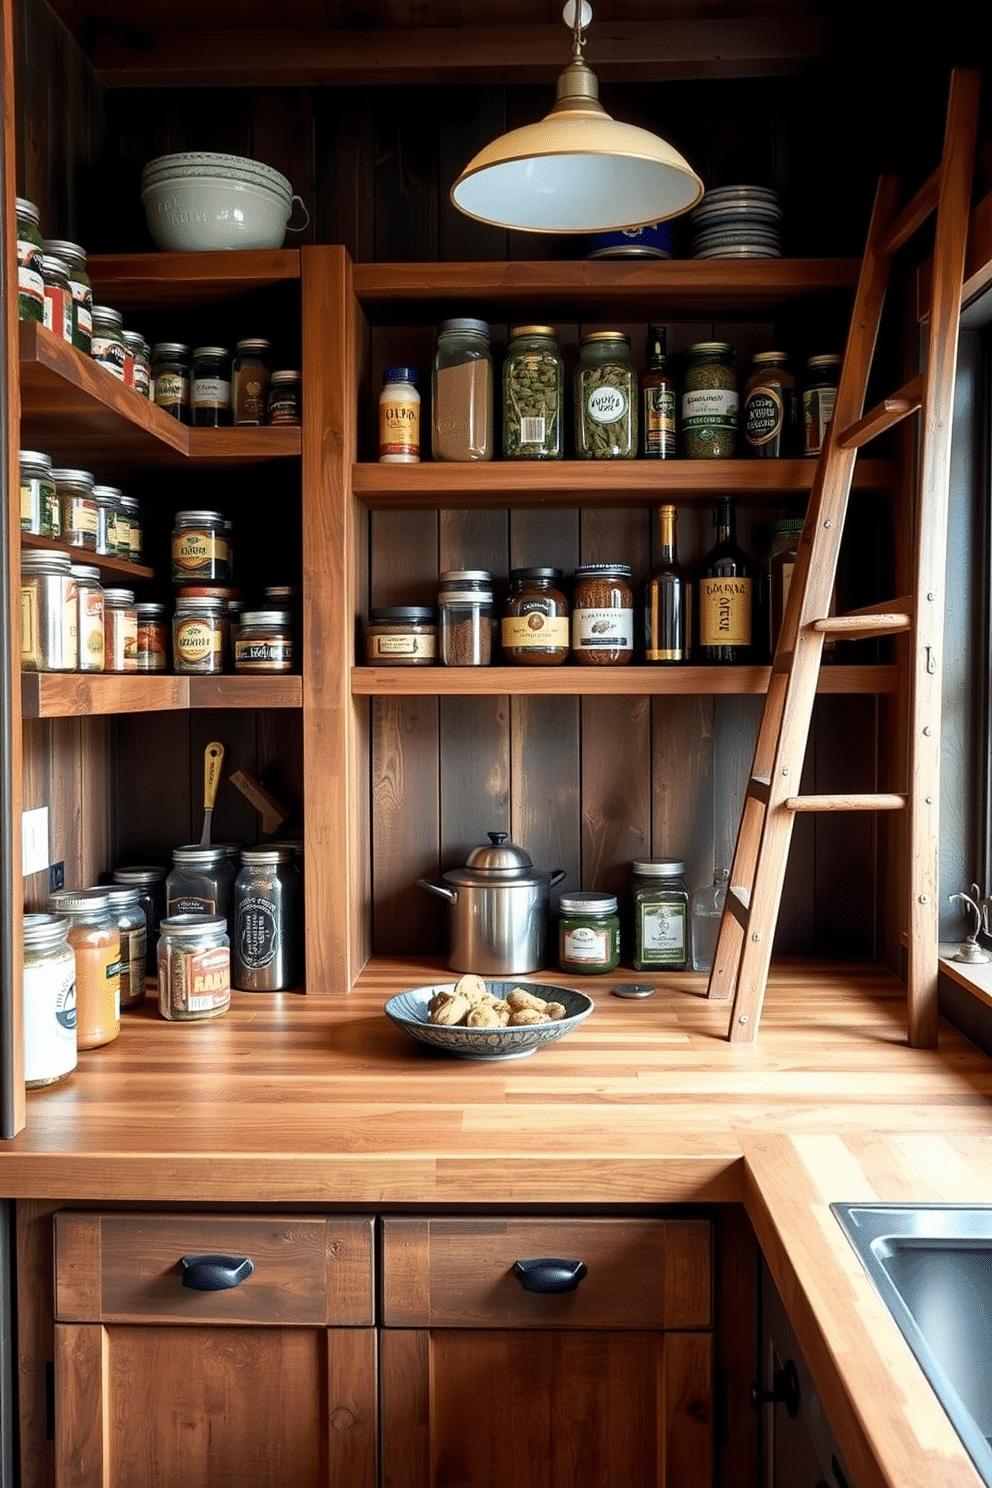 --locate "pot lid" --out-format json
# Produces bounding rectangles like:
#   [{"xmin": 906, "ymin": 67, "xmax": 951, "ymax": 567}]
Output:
[{"xmin": 445, "ymin": 832, "xmax": 544, "ymax": 884}]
